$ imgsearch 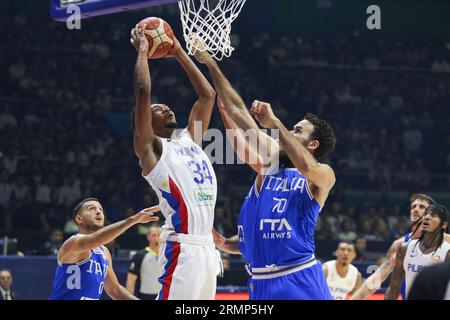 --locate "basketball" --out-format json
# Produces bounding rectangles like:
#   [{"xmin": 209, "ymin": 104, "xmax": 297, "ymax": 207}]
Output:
[{"xmin": 137, "ymin": 17, "xmax": 175, "ymax": 59}]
